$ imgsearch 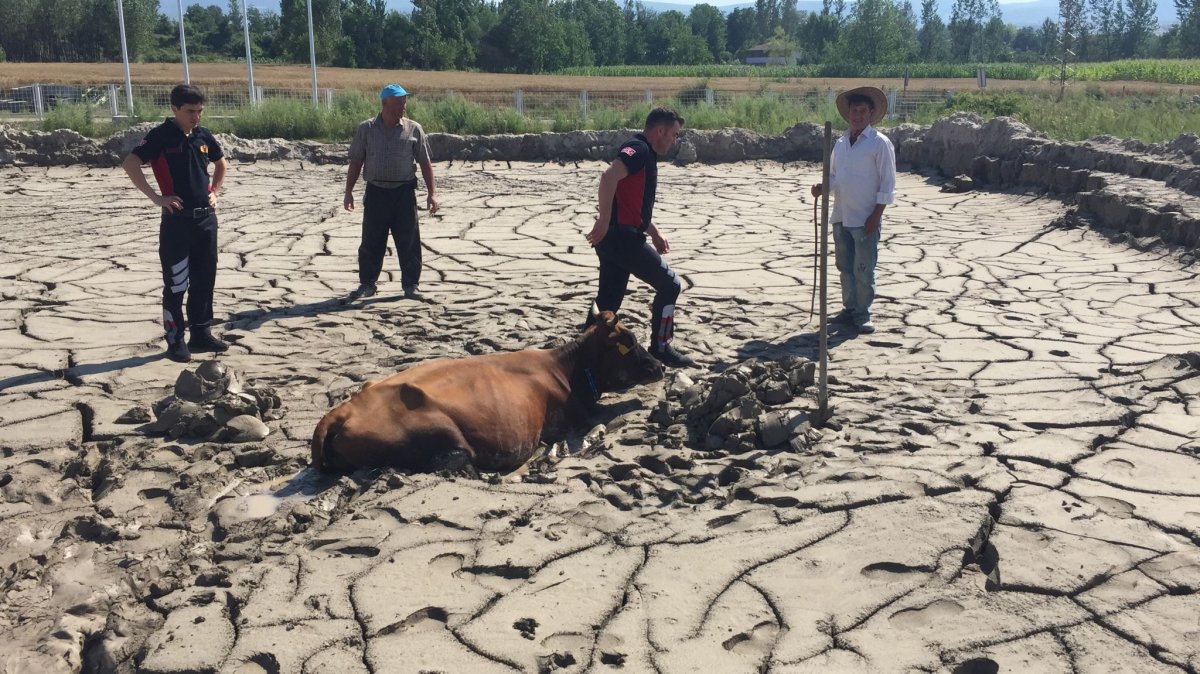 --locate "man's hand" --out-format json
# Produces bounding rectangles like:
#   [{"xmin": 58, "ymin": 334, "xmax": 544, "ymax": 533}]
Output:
[
  {"xmin": 343, "ymin": 191, "xmax": 355, "ymax": 212},
  {"xmin": 427, "ymin": 194, "xmax": 439, "ymax": 214},
  {"xmin": 208, "ymin": 191, "xmax": 219, "ymax": 209},
  {"xmin": 650, "ymin": 229, "xmax": 670, "ymax": 254},
  {"xmin": 154, "ymin": 194, "xmax": 183, "ymax": 212},
  {"xmin": 864, "ymin": 212, "xmax": 882, "ymax": 236},
  {"xmin": 810, "ymin": 184, "xmax": 822, "ymax": 198},
  {"xmin": 586, "ymin": 217, "xmax": 609, "ymax": 246}
]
